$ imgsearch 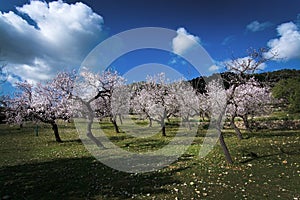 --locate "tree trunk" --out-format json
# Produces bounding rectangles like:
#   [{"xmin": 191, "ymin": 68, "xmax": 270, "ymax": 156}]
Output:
[
  {"xmin": 219, "ymin": 133, "xmax": 233, "ymax": 164},
  {"xmin": 161, "ymin": 125, "xmax": 166, "ymax": 136},
  {"xmin": 118, "ymin": 114, "xmax": 123, "ymax": 125},
  {"xmin": 161, "ymin": 118, "xmax": 166, "ymax": 136},
  {"xmin": 183, "ymin": 117, "xmax": 192, "ymax": 130},
  {"xmin": 187, "ymin": 116, "xmax": 191, "ymax": 130},
  {"xmin": 51, "ymin": 122, "xmax": 62, "ymax": 142},
  {"xmin": 161, "ymin": 111, "xmax": 167, "ymax": 136},
  {"xmin": 111, "ymin": 117, "xmax": 120, "ymax": 133},
  {"xmin": 148, "ymin": 118, "xmax": 152, "ymax": 127},
  {"xmin": 230, "ymin": 116, "xmax": 243, "ymax": 140},
  {"xmin": 215, "ymin": 106, "xmax": 233, "ymax": 164},
  {"xmin": 242, "ymin": 115, "xmax": 250, "ymax": 131},
  {"xmin": 167, "ymin": 117, "xmax": 170, "ymax": 123},
  {"xmin": 86, "ymin": 116, "xmax": 104, "ymax": 148},
  {"xmin": 200, "ymin": 113, "xmax": 205, "ymax": 121},
  {"xmin": 85, "ymin": 102, "xmax": 104, "ymax": 148}
]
